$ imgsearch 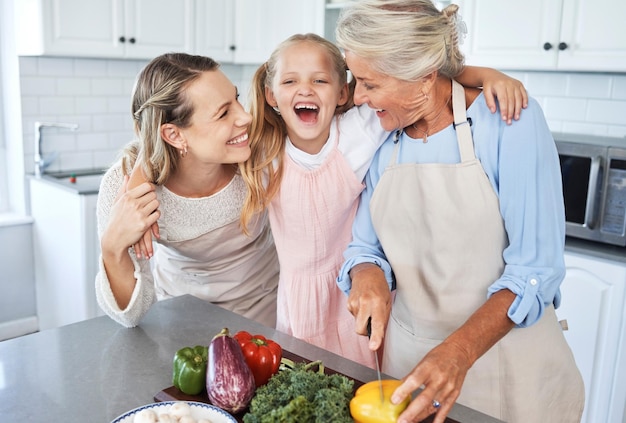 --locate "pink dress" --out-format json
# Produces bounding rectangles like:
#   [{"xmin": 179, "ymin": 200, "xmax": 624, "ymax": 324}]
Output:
[{"xmin": 269, "ymin": 135, "xmax": 375, "ymax": 368}]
